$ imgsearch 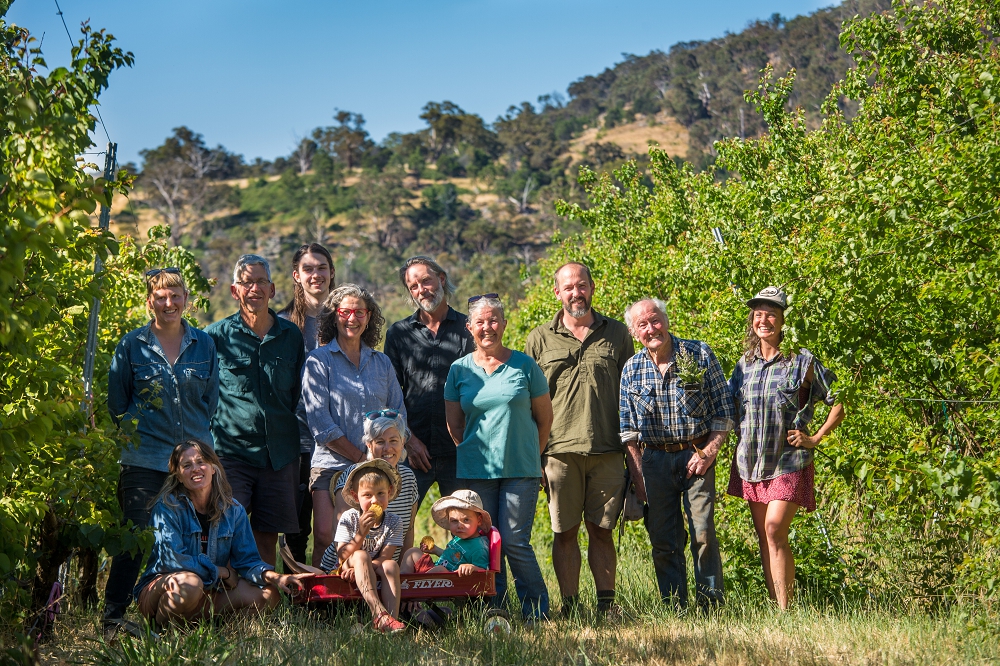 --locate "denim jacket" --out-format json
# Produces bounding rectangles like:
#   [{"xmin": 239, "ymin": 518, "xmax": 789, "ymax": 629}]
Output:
[
  {"xmin": 134, "ymin": 493, "xmax": 273, "ymax": 600},
  {"xmin": 108, "ymin": 321, "xmax": 220, "ymax": 472}
]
